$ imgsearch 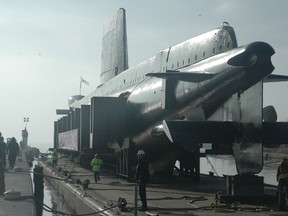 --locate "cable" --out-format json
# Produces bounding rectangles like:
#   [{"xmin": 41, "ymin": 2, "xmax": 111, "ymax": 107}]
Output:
[
  {"xmin": 33, "ymin": 196, "xmax": 118, "ymax": 216},
  {"xmin": 7, "ymin": 166, "xmax": 76, "ymax": 182},
  {"xmin": 6, "ymin": 194, "xmax": 118, "ymax": 216},
  {"xmin": 7, "ymin": 170, "xmax": 69, "ymax": 181}
]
